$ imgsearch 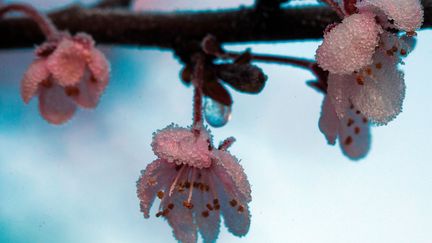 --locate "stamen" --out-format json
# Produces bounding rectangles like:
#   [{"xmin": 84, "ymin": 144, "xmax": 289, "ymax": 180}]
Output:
[
  {"xmin": 187, "ymin": 168, "xmax": 196, "ymax": 204},
  {"xmin": 230, "ymin": 199, "xmax": 238, "ymax": 207},
  {"xmin": 169, "ymin": 165, "xmax": 187, "ymax": 197},
  {"xmin": 237, "ymin": 205, "xmax": 244, "ymax": 213},
  {"xmin": 202, "ymin": 210, "xmax": 210, "ymax": 218}
]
